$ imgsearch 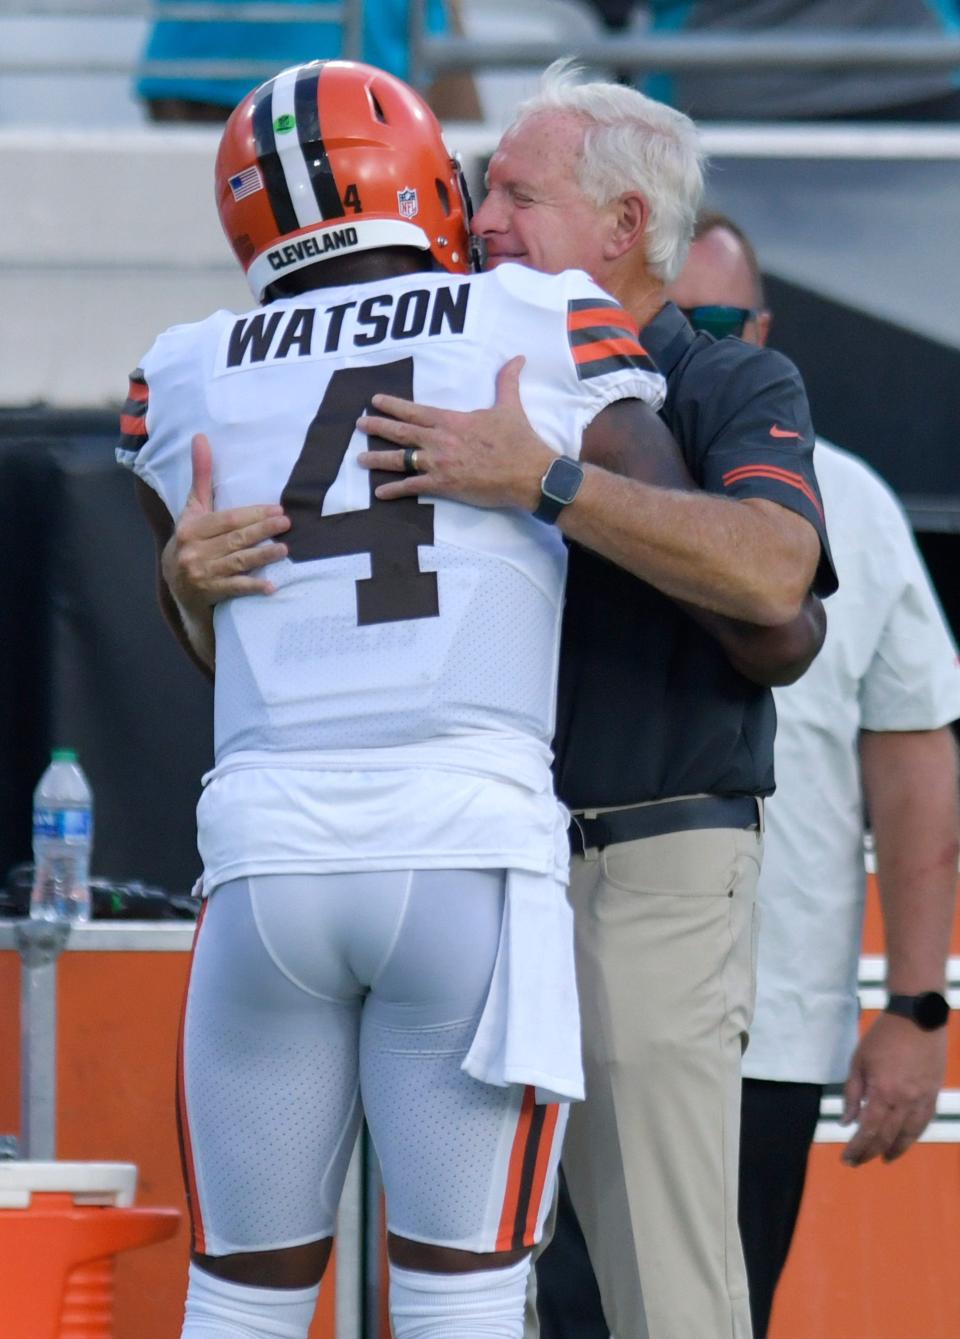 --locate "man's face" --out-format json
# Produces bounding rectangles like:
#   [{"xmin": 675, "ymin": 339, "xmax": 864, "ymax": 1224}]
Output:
[
  {"xmin": 665, "ymin": 226, "xmax": 770, "ymax": 347},
  {"xmin": 472, "ymin": 111, "xmax": 617, "ymax": 283}
]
